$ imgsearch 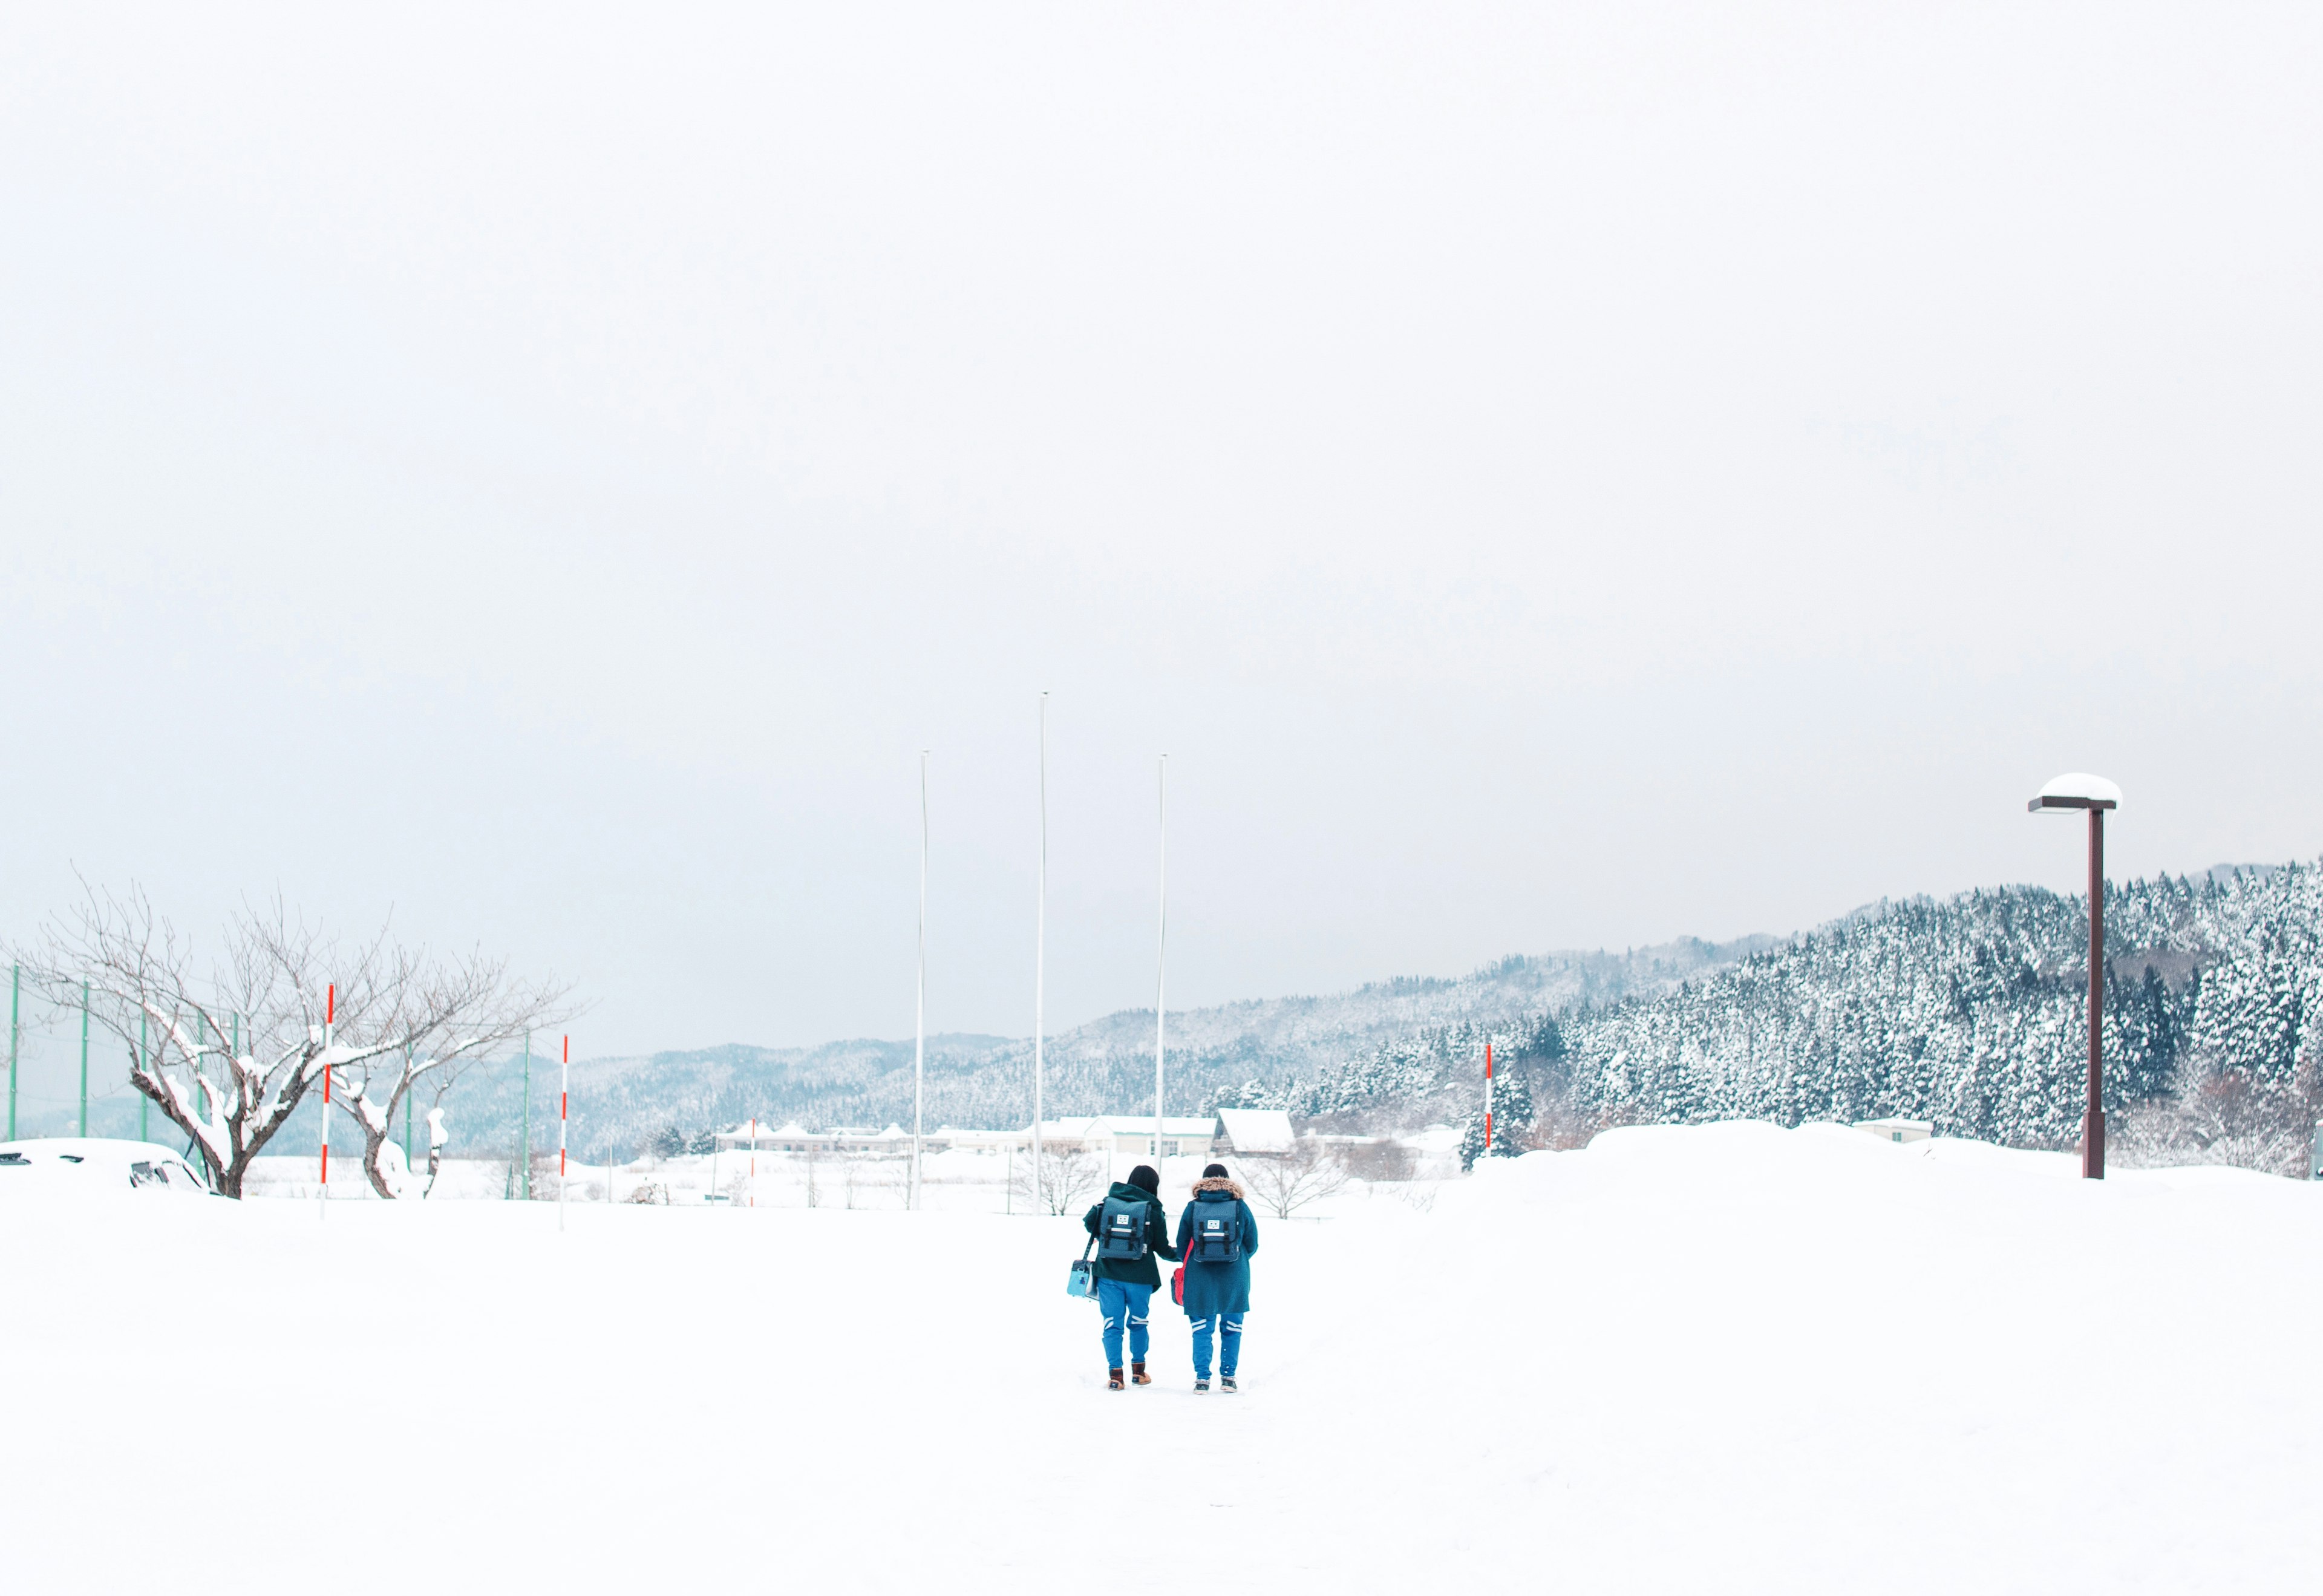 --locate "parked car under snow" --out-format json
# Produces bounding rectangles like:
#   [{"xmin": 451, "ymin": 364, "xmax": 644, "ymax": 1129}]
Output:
[{"xmin": 0, "ymin": 1137, "xmax": 212, "ymax": 1194}]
